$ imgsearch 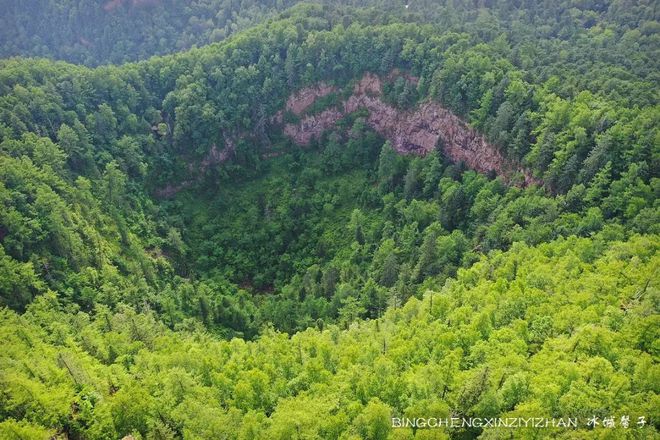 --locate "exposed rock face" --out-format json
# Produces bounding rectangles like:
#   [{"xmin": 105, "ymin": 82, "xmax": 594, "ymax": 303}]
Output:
[
  {"xmin": 155, "ymin": 136, "xmax": 235, "ymax": 198},
  {"xmin": 272, "ymin": 82, "xmax": 336, "ymax": 126},
  {"xmin": 282, "ymin": 108, "xmax": 343, "ymax": 145},
  {"xmin": 199, "ymin": 138, "xmax": 235, "ymax": 171},
  {"xmin": 285, "ymin": 83, "xmax": 336, "ymax": 116},
  {"xmin": 158, "ymin": 72, "xmax": 539, "ymax": 198},
  {"xmin": 279, "ymin": 73, "xmax": 539, "ymax": 186}
]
